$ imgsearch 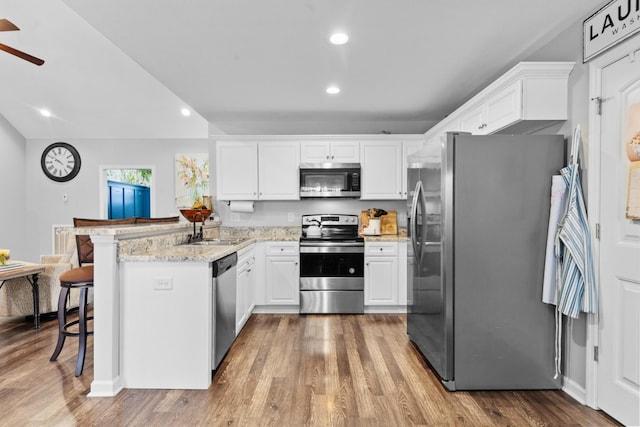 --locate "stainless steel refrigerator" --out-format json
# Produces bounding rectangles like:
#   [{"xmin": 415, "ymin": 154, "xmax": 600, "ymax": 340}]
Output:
[{"xmin": 407, "ymin": 132, "xmax": 562, "ymax": 390}]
